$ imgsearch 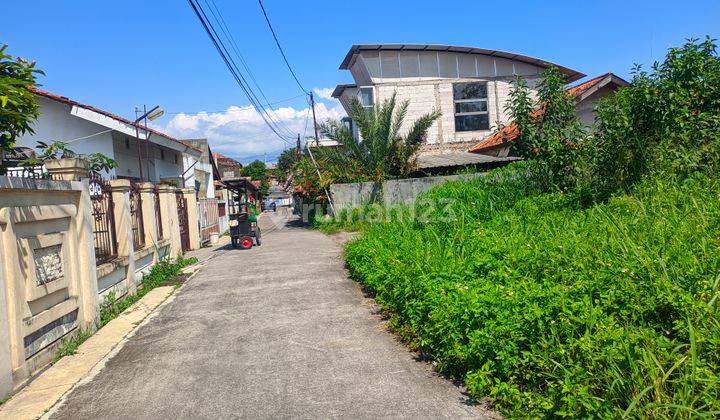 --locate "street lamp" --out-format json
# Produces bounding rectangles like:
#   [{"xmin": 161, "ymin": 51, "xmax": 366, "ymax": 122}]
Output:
[{"xmin": 133, "ymin": 105, "xmax": 164, "ymax": 182}]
